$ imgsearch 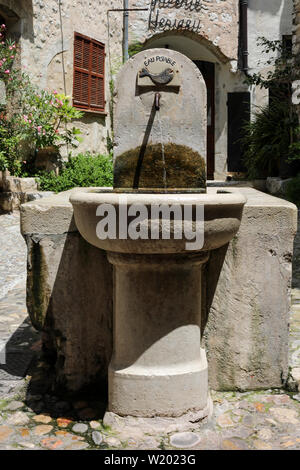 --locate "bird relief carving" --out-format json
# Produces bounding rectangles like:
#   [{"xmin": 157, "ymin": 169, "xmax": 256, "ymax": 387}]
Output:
[{"xmin": 137, "ymin": 55, "xmax": 181, "ymax": 87}]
